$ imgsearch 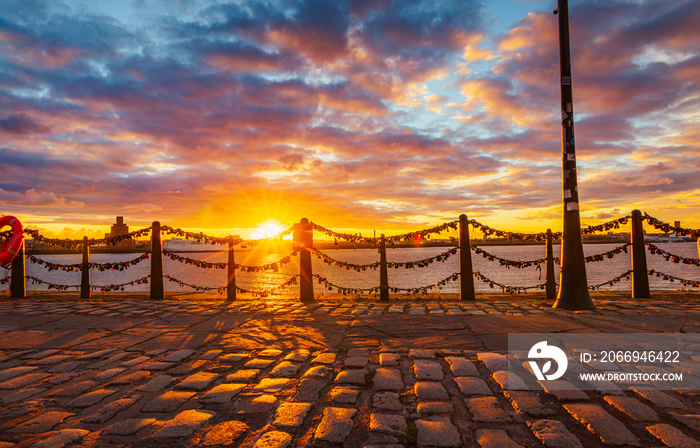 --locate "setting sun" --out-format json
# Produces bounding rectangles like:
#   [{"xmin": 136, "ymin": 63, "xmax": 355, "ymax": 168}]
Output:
[{"xmin": 249, "ymin": 221, "xmax": 286, "ymax": 240}]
